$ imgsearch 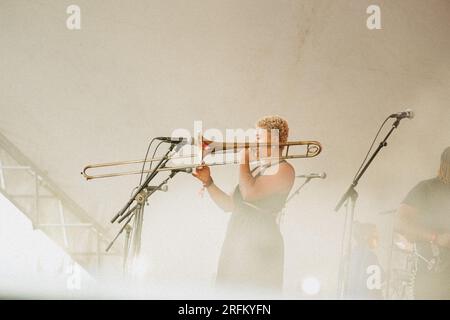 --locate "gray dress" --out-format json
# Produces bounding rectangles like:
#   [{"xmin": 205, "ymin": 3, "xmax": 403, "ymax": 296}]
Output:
[{"xmin": 216, "ymin": 162, "xmax": 289, "ymax": 292}]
